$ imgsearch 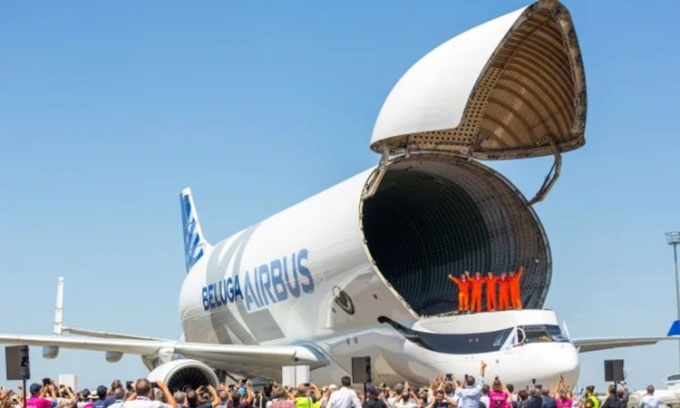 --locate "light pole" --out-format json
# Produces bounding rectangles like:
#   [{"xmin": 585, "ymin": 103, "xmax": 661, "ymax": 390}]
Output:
[{"xmin": 666, "ymin": 231, "xmax": 680, "ymax": 372}]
